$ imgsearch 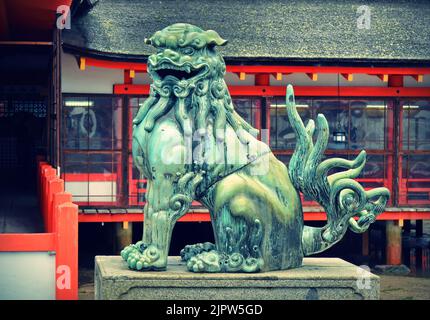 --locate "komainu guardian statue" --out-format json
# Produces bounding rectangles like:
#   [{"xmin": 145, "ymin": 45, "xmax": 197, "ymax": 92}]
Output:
[{"xmin": 121, "ymin": 23, "xmax": 390, "ymax": 272}]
